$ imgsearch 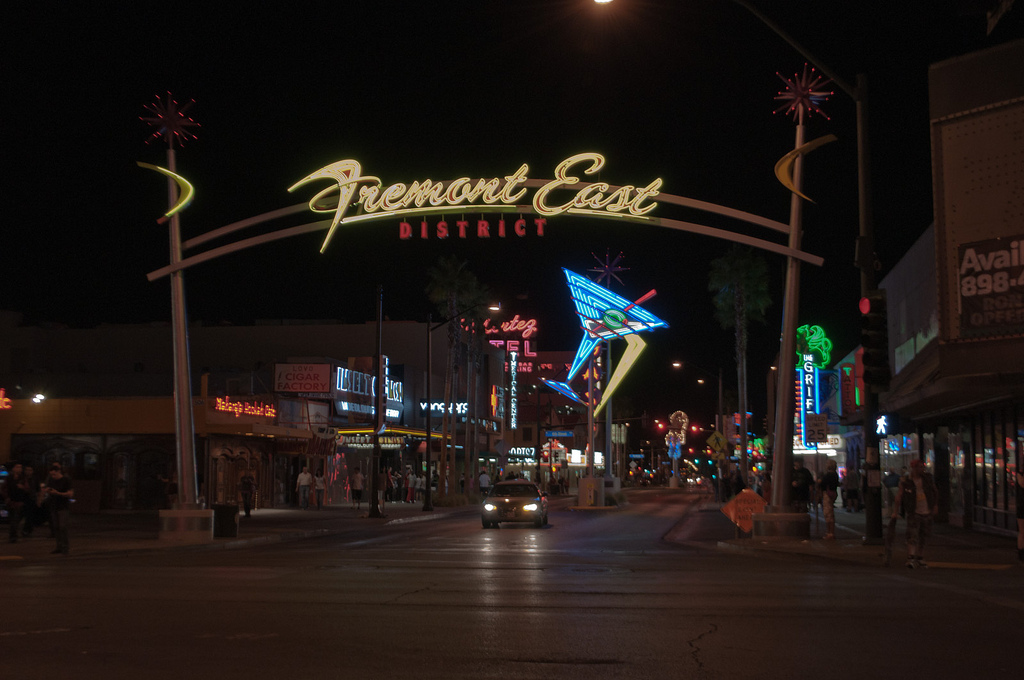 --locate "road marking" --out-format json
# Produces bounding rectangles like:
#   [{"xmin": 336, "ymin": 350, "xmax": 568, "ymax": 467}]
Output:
[{"xmin": 917, "ymin": 561, "xmax": 1011, "ymax": 570}]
